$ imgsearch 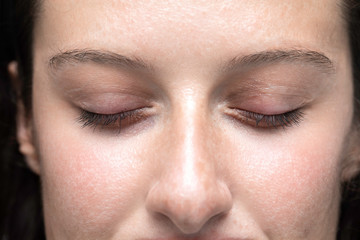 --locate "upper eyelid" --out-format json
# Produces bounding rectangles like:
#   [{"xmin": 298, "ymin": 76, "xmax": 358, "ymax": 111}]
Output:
[
  {"xmin": 77, "ymin": 107, "xmax": 151, "ymax": 127},
  {"xmin": 79, "ymin": 107, "xmax": 146, "ymax": 120},
  {"xmin": 226, "ymin": 107, "xmax": 305, "ymax": 128}
]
